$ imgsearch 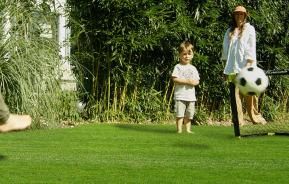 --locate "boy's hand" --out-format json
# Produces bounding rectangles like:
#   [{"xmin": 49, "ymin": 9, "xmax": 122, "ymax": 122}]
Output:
[
  {"xmin": 187, "ymin": 79, "xmax": 199, "ymax": 86},
  {"xmin": 172, "ymin": 77, "xmax": 199, "ymax": 86}
]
